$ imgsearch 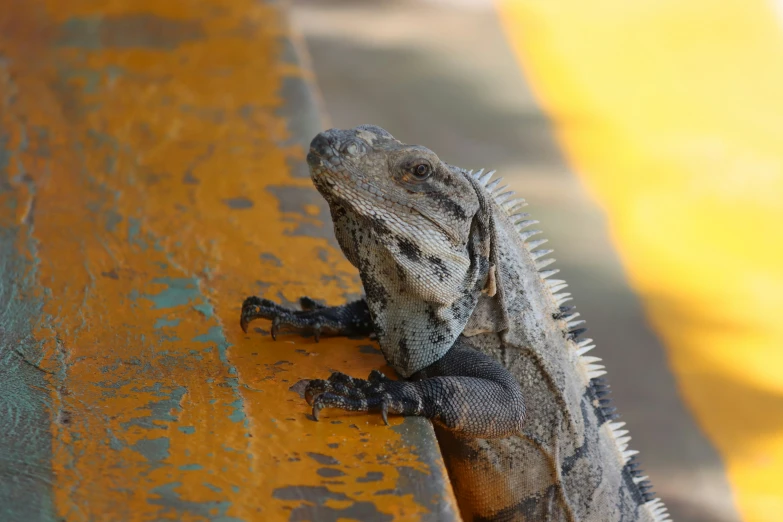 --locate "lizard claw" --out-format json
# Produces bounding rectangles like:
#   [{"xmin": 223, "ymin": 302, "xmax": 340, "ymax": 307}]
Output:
[
  {"xmin": 368, "ymin": 369, "xmax": 389, "ymax": 383},
  {"xmin": 240, "ymin": 296, "xmax": 263, "ymax": 333},
  {"xmin": 313, "ymin": 323, "xmax": 322, "ymax": 343},
  {"xmin": 312, "ymin": 400, "xmax": 323, "ymax": 421},
  {"xmin": 304, "ymin": 379, "xmax": 328, "ymax": 406},
  {"xmin": 240, "ymin": 296, "xmax": 285, "ymax": 334},
  {"xmin": 302, "ymin": 371, "xmax": 400, "ymax": 425},
  {"xmin": 271, "ymin": 315, "xmax": 281, "ymax": 341},
  {"xmin": 239, "ymin": 295, "xmax": 372, "ymax": 341}
]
